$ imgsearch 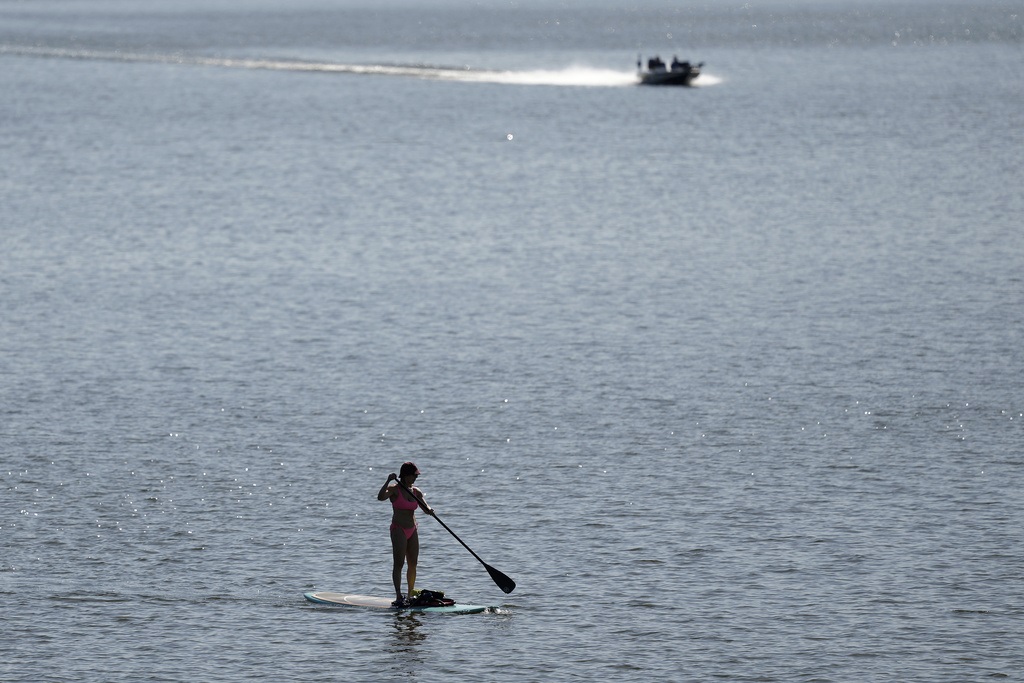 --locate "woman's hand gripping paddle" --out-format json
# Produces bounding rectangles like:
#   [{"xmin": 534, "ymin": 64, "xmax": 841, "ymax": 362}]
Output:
[{"xmin": 395, "ymin": 478, "xmax": 516, "ymax": 594}]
